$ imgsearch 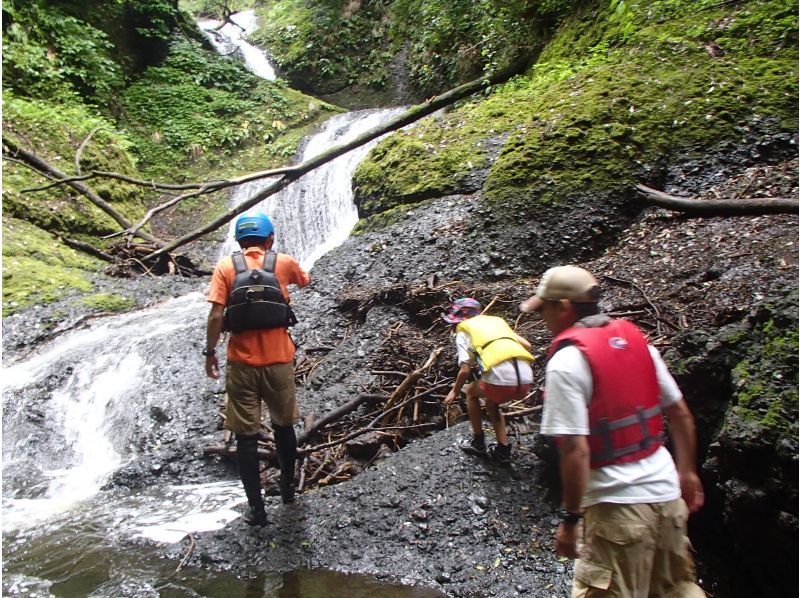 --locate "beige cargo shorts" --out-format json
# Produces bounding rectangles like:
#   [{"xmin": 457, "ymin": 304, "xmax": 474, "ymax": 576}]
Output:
[
  {"xmin": 225, "ymin": 360, "xmax": 300, "ymax": 434},
  {"xmin": 572, "ymin": 499, "xmax": 706, "ymax": 598}
]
